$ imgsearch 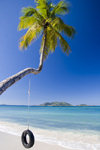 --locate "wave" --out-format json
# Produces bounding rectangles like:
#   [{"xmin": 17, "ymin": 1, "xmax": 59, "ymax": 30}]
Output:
[{"xmin": 0, "ymin": 121, "xmax": 100, "ymax": 150}]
